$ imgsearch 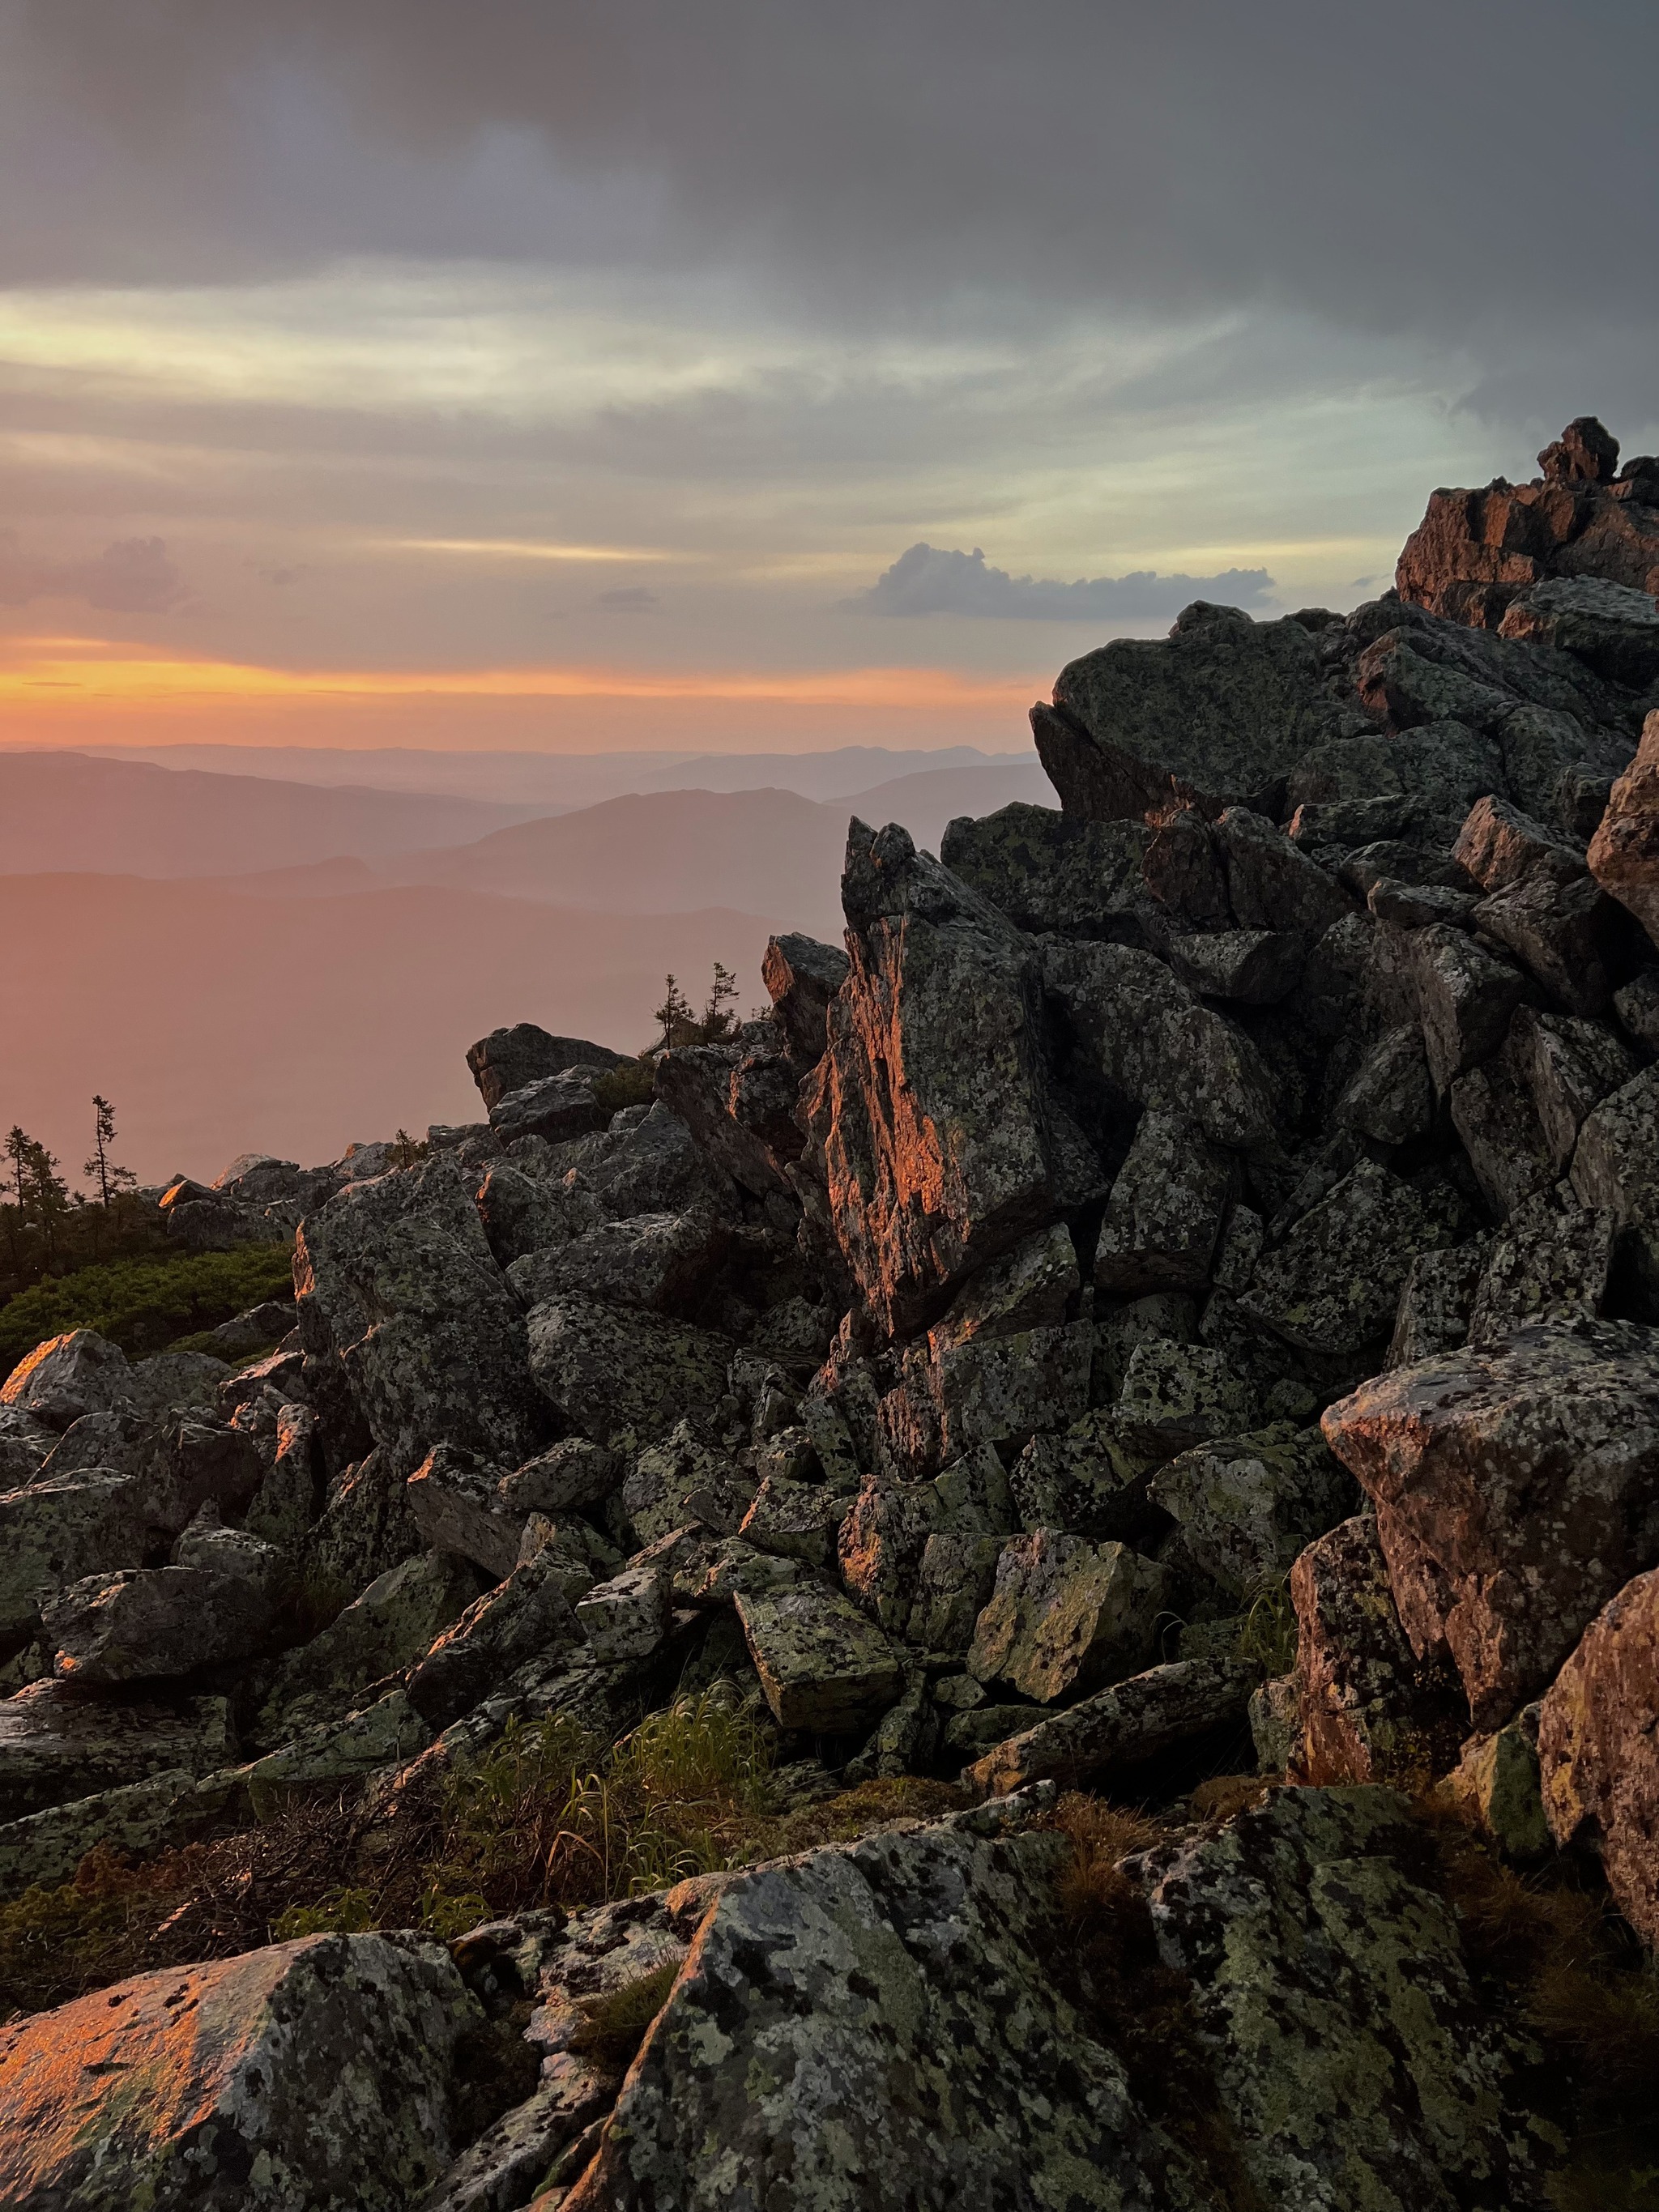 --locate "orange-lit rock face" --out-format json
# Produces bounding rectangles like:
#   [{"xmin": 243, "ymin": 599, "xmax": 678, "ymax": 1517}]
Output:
[
  {"xmin": 0, "ymin": 1933, "xmax": 471, "ymax": 2212},
  {"xmin": 801, "ymin": 822, "xmax": 1060, "ymax": 1338},
  {"xmin": 1539, "ymin": 1563, "xmax": 1659, "ymax": 1950},
  {"xmin": 1321, "ymin": 1320, "xmax": 1659, "ymax": 1731},
  {"xmin": 1589, "ymin": 710, "xmax": 1659, "ymax": 947}
]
